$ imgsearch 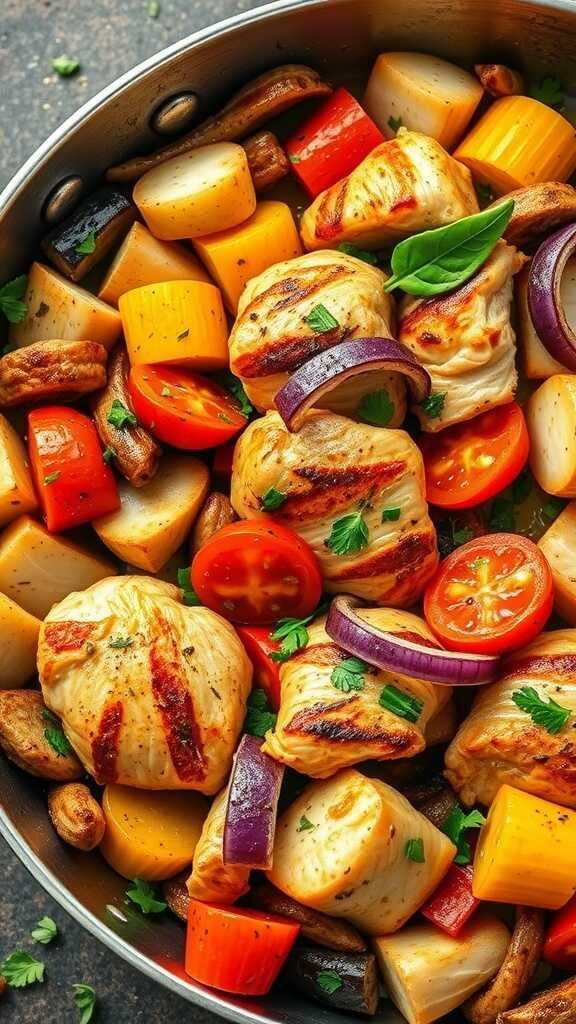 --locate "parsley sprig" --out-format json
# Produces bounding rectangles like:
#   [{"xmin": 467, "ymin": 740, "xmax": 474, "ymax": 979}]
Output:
[
  {"xmin": 420, "ymin": 392, "xmax": 446, "ymax": 419},
  {"xmin": 73, "ymin": 983, "xmax": 97, "ymax": 1024},
  {"xmin": 217, "ymin": 371, "xmax": 253, "ymax": 419},
  {"xmin": 177, "ymin": 567, "xmax": 201, "ymax": 607},
  {"xmin": 512, "ymin": 686, "xmax": 572, "ymax": 735},
  {"xmin": 317, "ymin": 969, "xmax": 343, "ymax": 994},
  {"xmin": 0, "ymin": 950, "xmax": 45, "ymax": 987},
  {"xmin": 75, "ymin": 231, "xmax": 97, "ymax": 255},
  {"xmin": 126, "ymin": 878, "xmax": 167, "ymax": 915},
  {"xmin": 325, "ymin": 510, "xmax": 369, "ymax": 556},
  {"xmin": 442, "ymin": 805, "xmax": 486, "ymax": 865},
  {"xmin": 31, "ymin": 917, "xmax": 58, "ymax": 945},
  {"xmin": 107, "ymin": 399, "xmax": 137, "ymax": 430},
  {"xmin": 331, "ymin": 656, "xmax": 370, "ymax": 693},
  {"xmin": 244, "ymin": 688, "xmax": 277, "ymax": 737},
  {"xmin": 42, "ymin": 709, "xmax": 73, "ymax": 757},
  {"xmin": 358, "ymin": 388, "xmax": 395, "ymax": 427},
  {"xmin": 269, "ymin": 610, "xmax": 319, "ymax": 663},
  {"xmin": 0, "ymin": 275, "xmax": 27, "ymax": 325}
]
